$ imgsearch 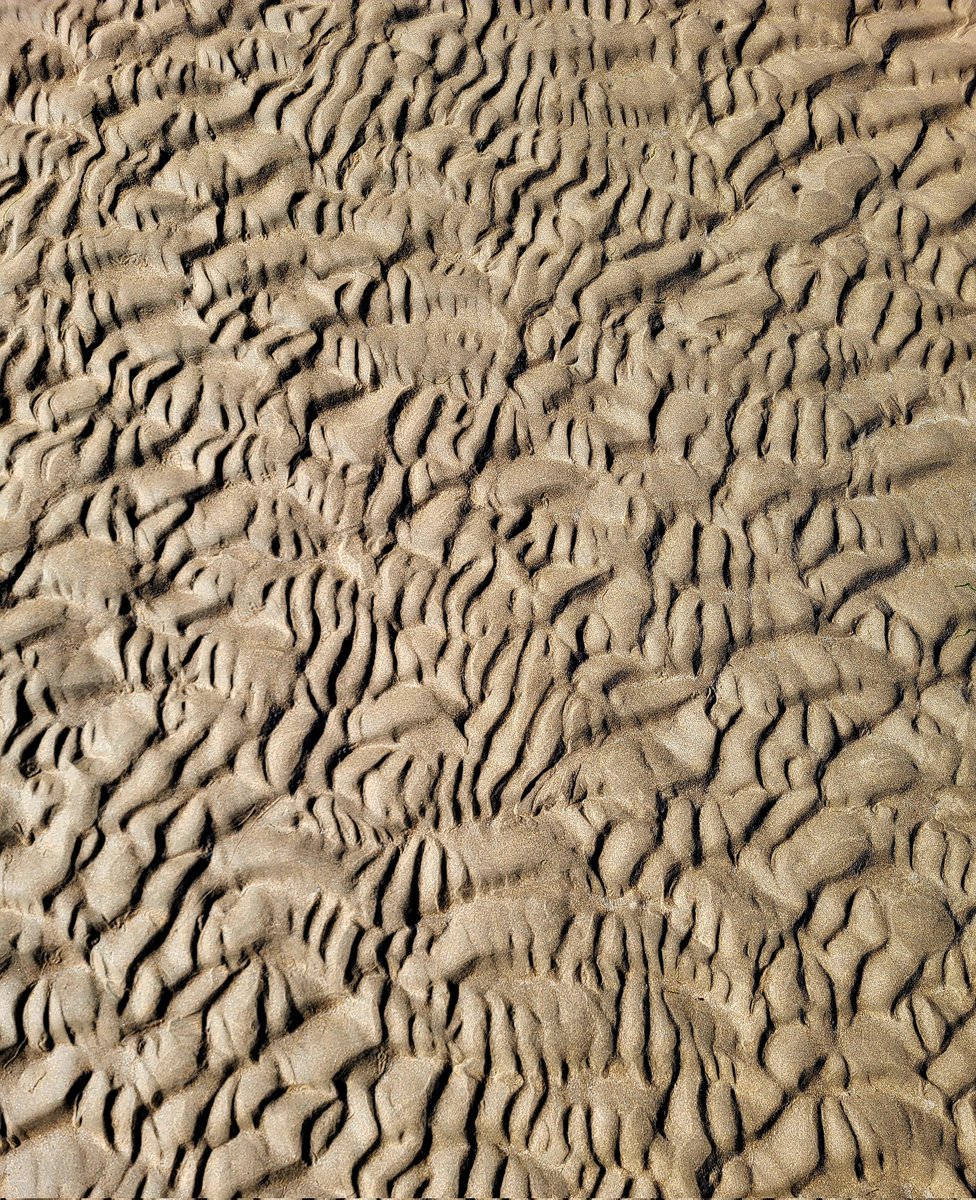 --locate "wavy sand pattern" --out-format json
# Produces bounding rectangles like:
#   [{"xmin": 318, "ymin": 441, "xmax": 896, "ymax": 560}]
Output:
[{"xmin": 0, "ymin": 0, "xmax": 975, "ymax": 1196}]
